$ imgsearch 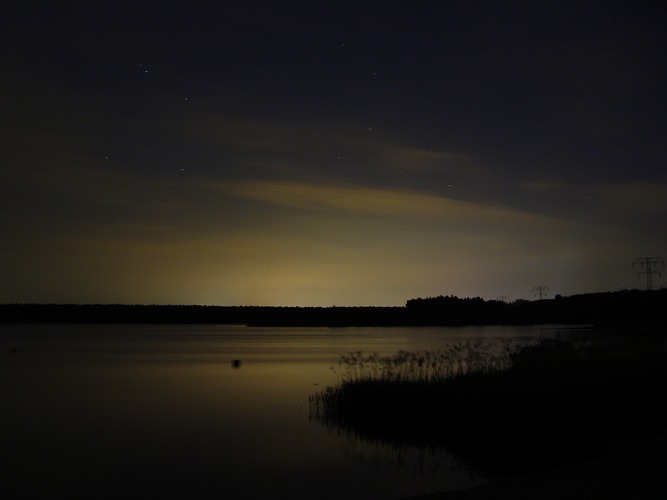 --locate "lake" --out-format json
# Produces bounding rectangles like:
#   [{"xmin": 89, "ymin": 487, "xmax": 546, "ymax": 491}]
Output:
[{"xmin": 0, "ymin": 324, "xmax": 586, "ymax": 499}]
